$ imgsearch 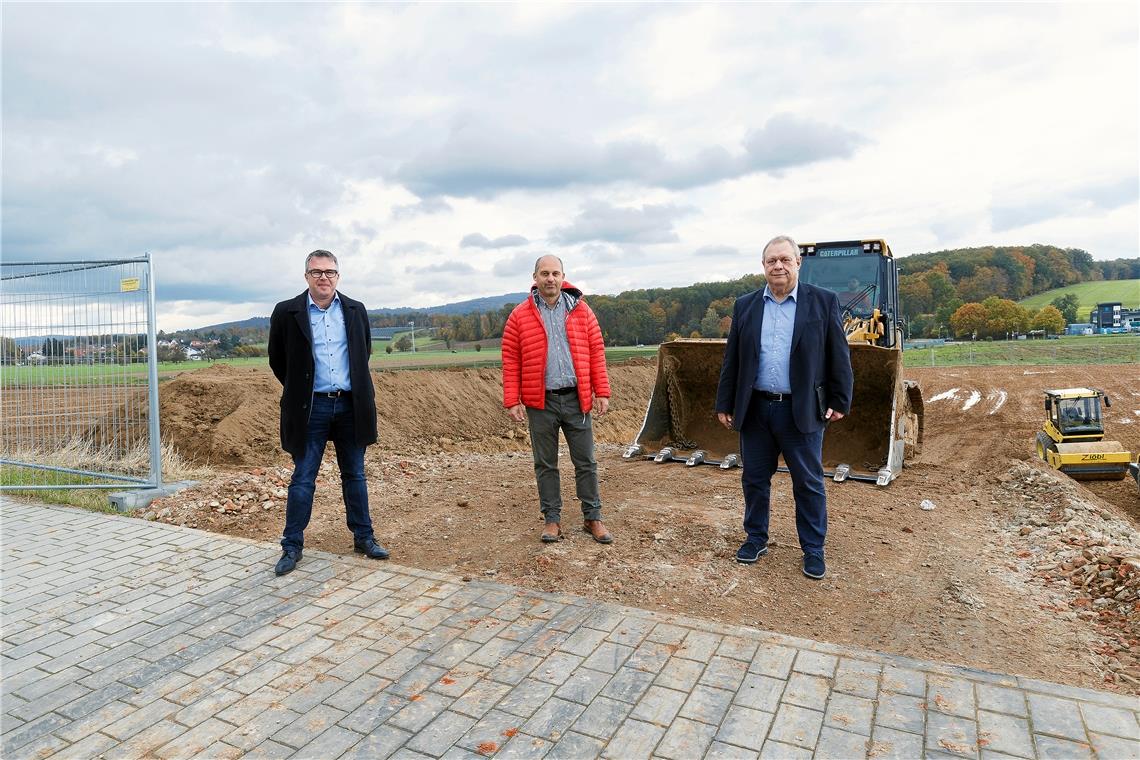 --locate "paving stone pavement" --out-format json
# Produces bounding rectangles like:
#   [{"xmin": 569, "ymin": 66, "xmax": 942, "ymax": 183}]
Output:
[{"xmin": 2, "ymin": 497, "xmax": 1138, "ymax": 759}]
